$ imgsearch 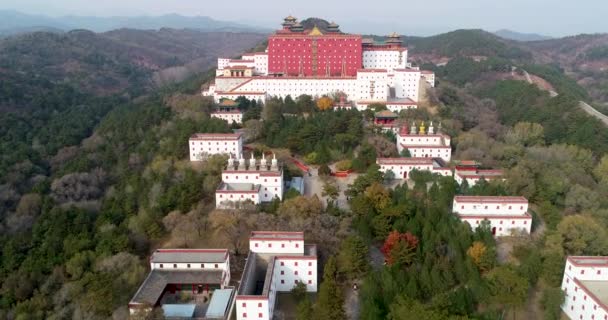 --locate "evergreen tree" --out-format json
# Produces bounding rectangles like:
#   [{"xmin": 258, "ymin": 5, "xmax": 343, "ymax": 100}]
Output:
[
  {"xmin": 296, "ymin": 298, "xmax": 313, "ymax": 320},
  {"xmin": 337, "ymin": 235, "xmax": 370, "ymax": 279},
  {"xmin": 315, "ymin": 256, "xmax": 346, "ymax": 320}
]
